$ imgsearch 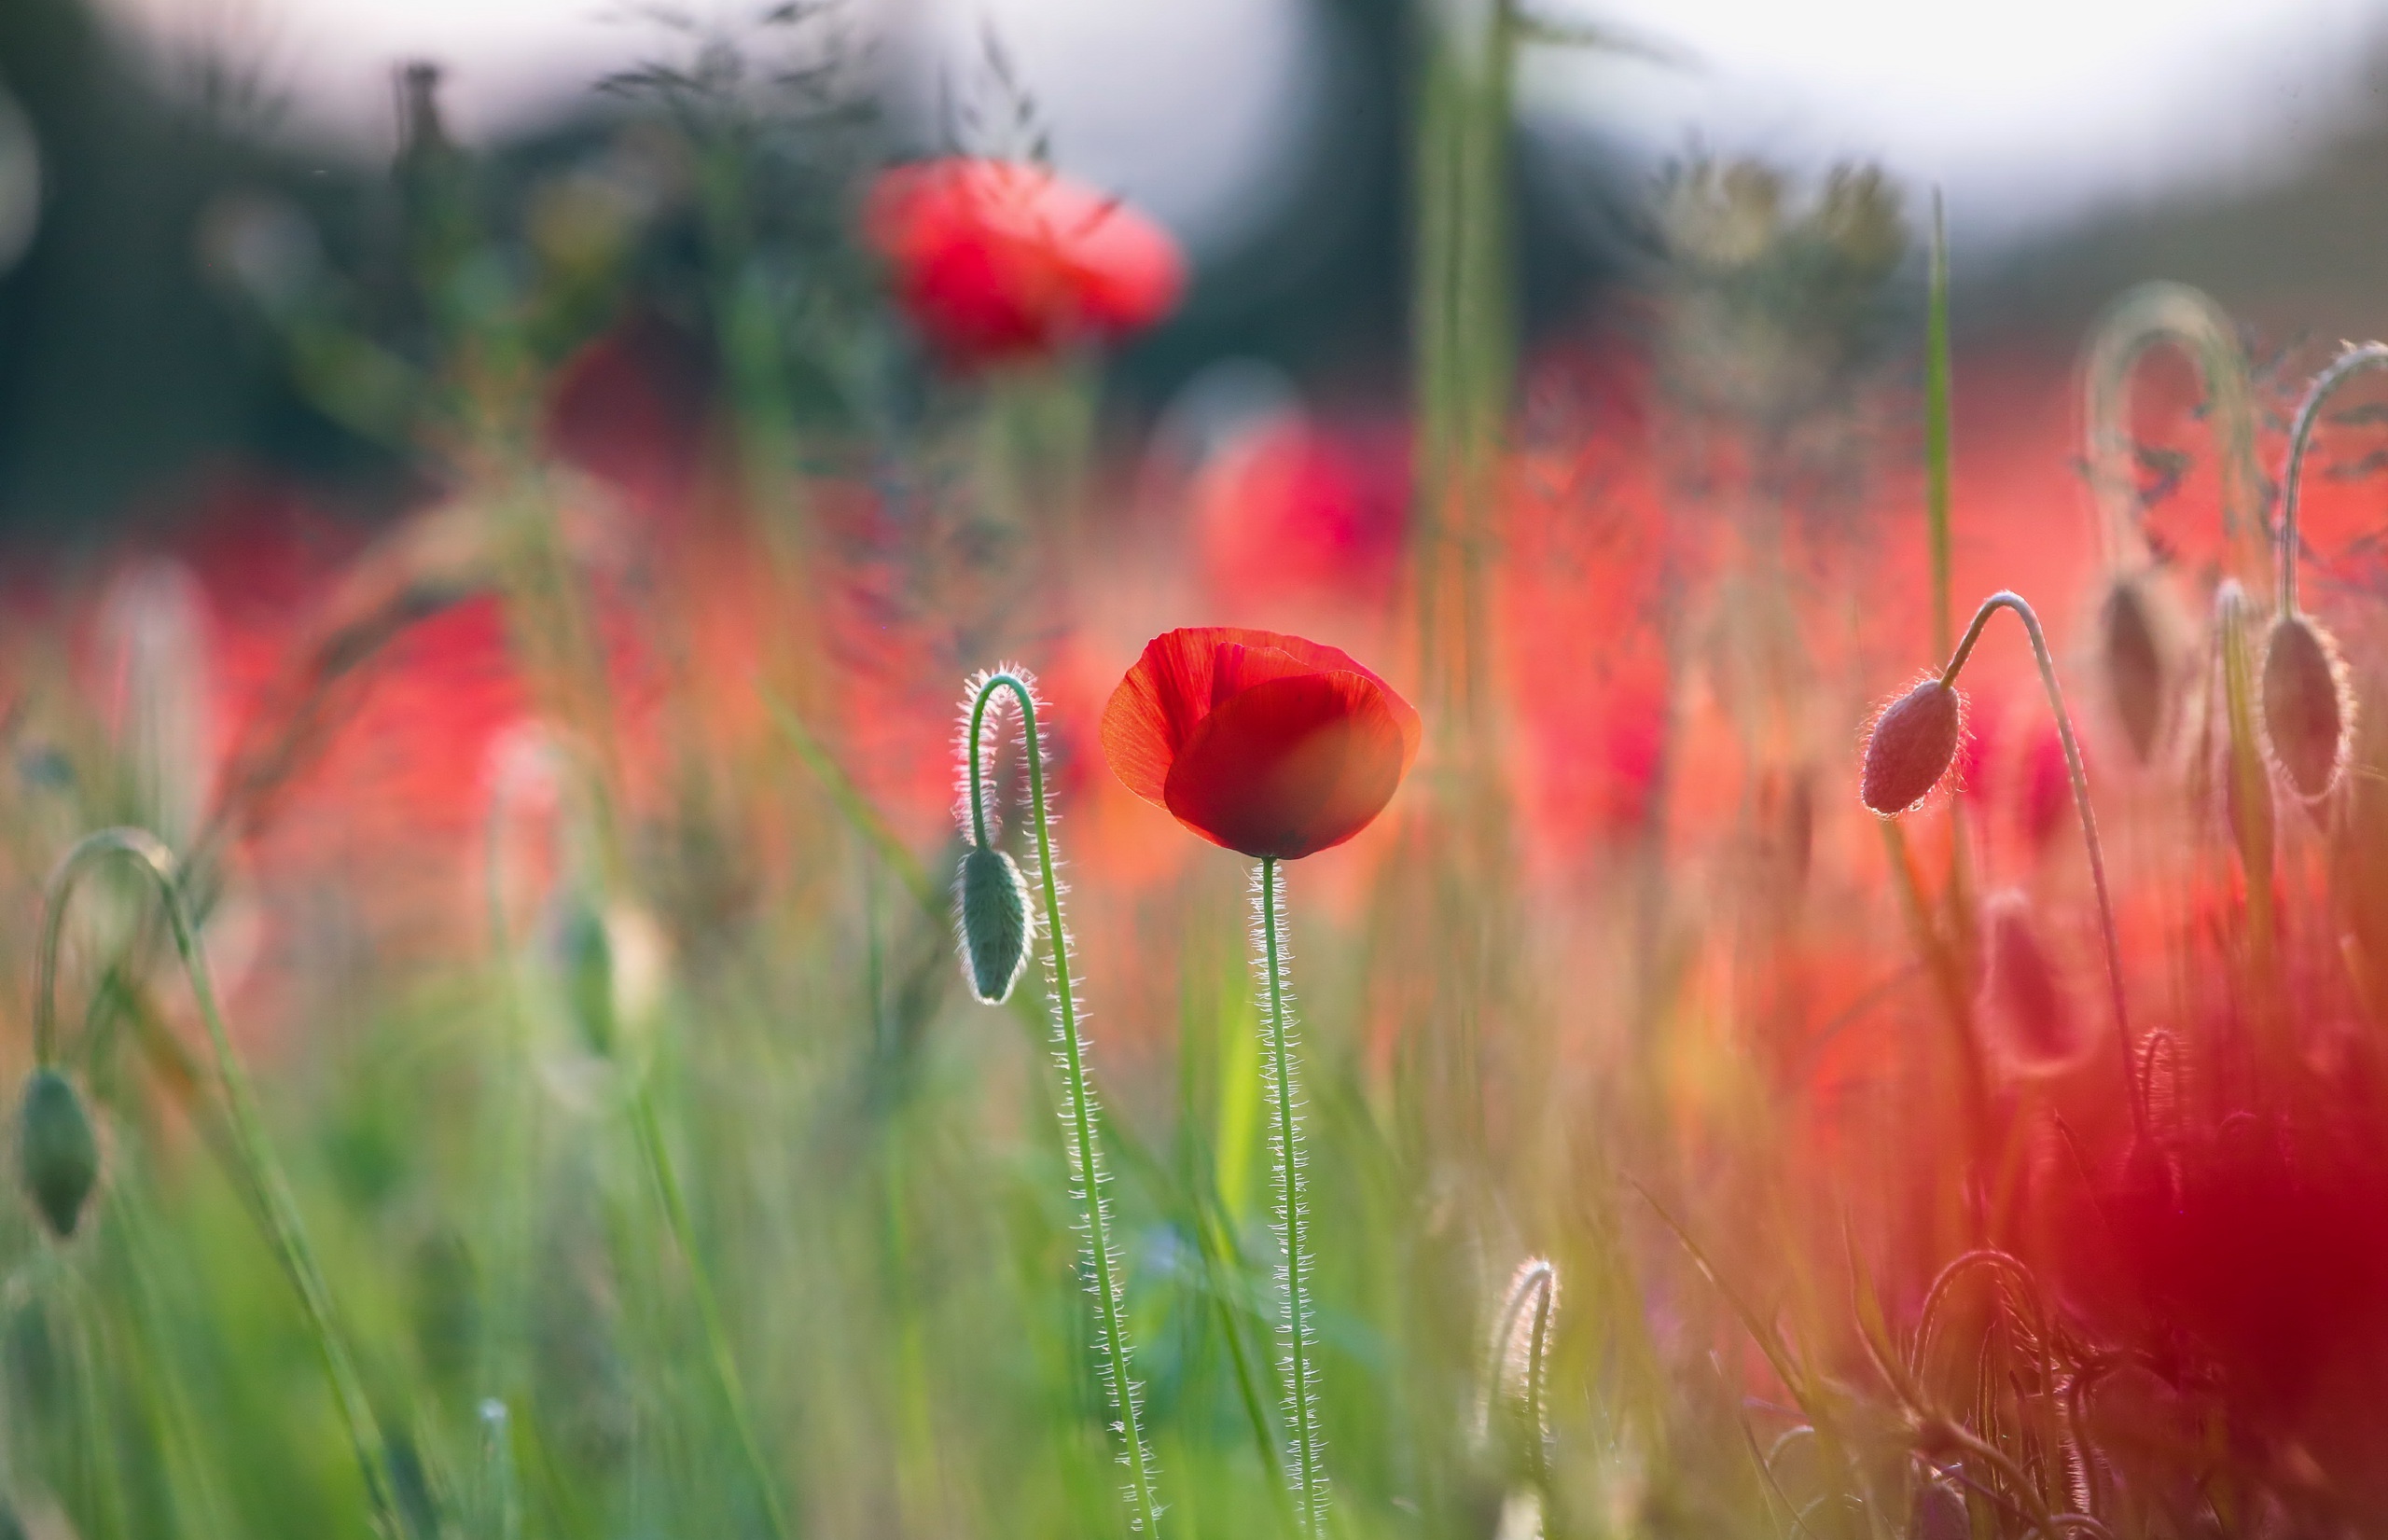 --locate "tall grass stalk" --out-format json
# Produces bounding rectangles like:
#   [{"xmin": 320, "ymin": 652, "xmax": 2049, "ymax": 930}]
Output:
[
  {"xmin": 1253, "ymin": 856, "xmax": 1324, "ymax": 1537},
  {"xmin": 963, "ymin": 669, "xmax": 1163, "ymax": 1535},
  {"xmin": 628, "ymin": 1080, "xmax": 794, "ymax": 1540},
  {"xmin": 34, "ymin": 827, "xmax": 401, "ymax": 1535}
]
